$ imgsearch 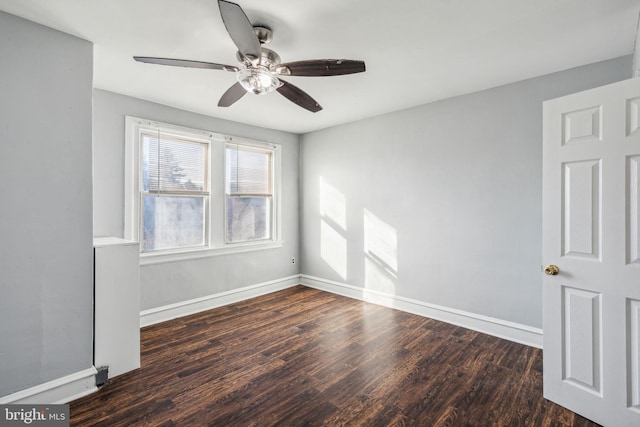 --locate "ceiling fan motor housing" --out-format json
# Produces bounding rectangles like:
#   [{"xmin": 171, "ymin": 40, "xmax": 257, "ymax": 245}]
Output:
[
  {"xmin": 237, "ymin": 47, "xmax": 281, "ymax": 70},
  {"xmin": 252, "ymin": 25, "xmax": 273, "ymax": 45}
]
